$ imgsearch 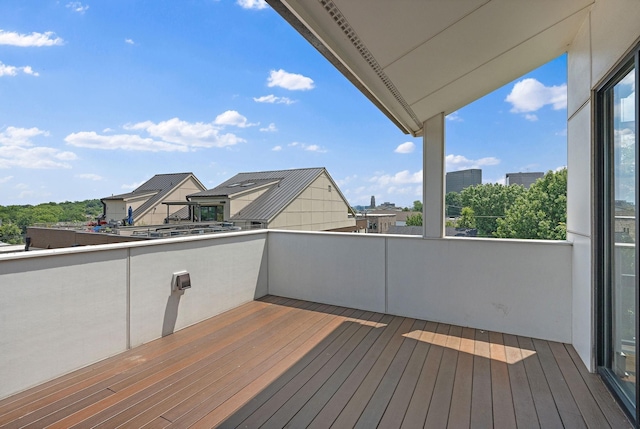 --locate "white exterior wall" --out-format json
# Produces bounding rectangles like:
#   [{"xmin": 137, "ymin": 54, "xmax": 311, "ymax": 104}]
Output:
[
  {"xmin": 229, "ymin": 186, "xmax": 272, "ymax": 218},
  {"xmin": 129, "ymin": 233, "xmax": 268, "ymax": 347},
  {"xmin": 268, "ymin": 172, "xmax": 355, "ymax": 231},
  {"xmin": 0, "ymin": 231, "xmax": 268, "ymax": 400},
  {"xmin": 0, "ymin": 249, "xmax": 129, "ymax": 399},
  {"xmin": 423, "ymin": 113, "xmax": 445, "ymax": 238},
  {"xmin": 387, "ymin": 237, "xmax": 572, "ymax": 343},
  {"xmin": 105, "ymin": 194, "xmax": 154, "ymax": 224},
  {"xmin": 105, "ymin": 200, "xmax": 126, "ymax": 223},
  {"xmin": 142, "ymin": 176, "xmax": 206, "ymax": 225},
  {"xmin": 268, "ymin": 231, "xmax": 572, "ymax": 343},
  {"xmin": 567, "ymin": 0, "xmax": 640, "ymax": 369},
  {"xmin": 268, "ymin": 231, "xmax": 386, "ymax": 312}
]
